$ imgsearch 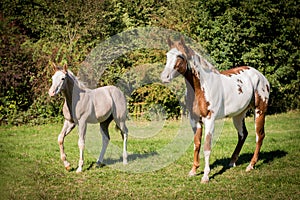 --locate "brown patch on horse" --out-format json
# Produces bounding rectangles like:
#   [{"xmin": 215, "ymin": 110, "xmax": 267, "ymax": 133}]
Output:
[
  {"xmin": 238, "ymin": 85, "xmax": 243, "ymax": 94},
  {"xmin": 193, "ymin": 125, "xmax": 203, "ymax": 170},
  {"xmin": 192, "ymin": 74, "xmax": 212, "ymax": 118},
  {"xmin": 221, "ymin": 66, "xmax": 250, "ymax": 77},
  {"xmin": 174, "ymin": 56, "xmax": 187, "ymax": 74},
  {"xmin": 183, "ymin": 69, "xmax": 212, "ymax": 119},
  {"xmin": 204, "ymin": 133, "xmax": 212, "ymax": 151}
]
